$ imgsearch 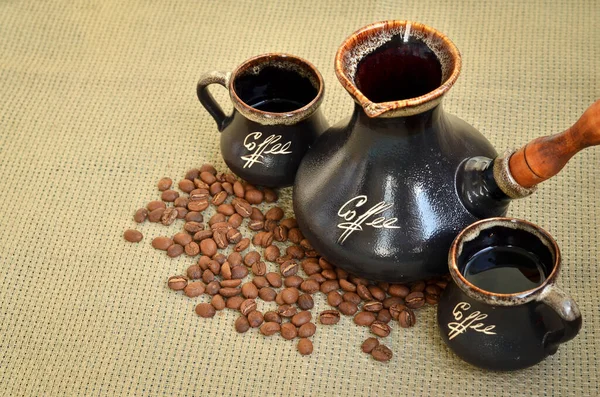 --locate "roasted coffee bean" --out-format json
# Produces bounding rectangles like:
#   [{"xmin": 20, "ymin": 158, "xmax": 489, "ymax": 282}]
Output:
[
  {"xmin": 389, "ymin": 303, "xmax": 407, "ymax": 320},
  {"xmin": 263, "ymin": 219, "xmax": 277, "ymax": 232},
  {"xmin": 300, "ymin": 279, "xmax": 320, "ymax": 294},
  {"xmin": 291, "ymin": 311, "xmax": 312, "ymax": 327},
  {"xmin": 193, "ymin": 230, "xmax": 213, "ymax": 242},
  {"xmin": 213, "ymin": 230, "xmax": 228, "ymax": 249},
  {"xmin": 405, "ymin": 292, "xmax": 425, "ymax": 309},
  {"xmin": 214, "ymin": 253, "xmax": 227, "ymax": 265},
  {"xmin": 371, "ymin": 344, "xmax": 393, "ymax": 362},
  {"xmin": 284, "ymin": 275, "xmax": 304, "ymax": 288},
  {"xmin": 167, "ymin": 275, "xmax": 187, "ymax": 290},
  {"xmin": 377, "ymin": 309, "xmax": 392, "ymax": 324},
  {"xmin": 278, "ymin": 304, "xmax": 297, "ymax": 318},
  {"xmin": 172, "ymin": 232, "xmax": 191, "ymax": 246},
  {"xmin": 231, "ymin": 265, "xmax": 248, "ymax": 280},
  {"xmin": 190, "ymin": 188, "xmax": 209, "ymax": 201},
  {"xmin": 198, "ymin": 256, "xmax": 210, "ymax": 270},
  {"xmin": 286, "ymin": 245, "xmax": 304, "ymax": 259},
  {"xmin": 241, "ymin": 282, "xmax": 259, "ymax": 299},
  {"xmin": 199, "ymin": 164, "xmax": 217, "ymax": 175},
  {"xmin": 264, "ymin": 311, "xmax": 282, "ymax": 324},
  {"xmin": 320, "ymin": 280, "xmax": 340, "ymax": 294},
  {"xmin": 264, "ymin": 206, "xmax": 284, "ymax": 221},
  {"xmin": 363, "ymin": 301, "xmax": 384, "ymax": 312},
  {"xmin": 425, "ymin": 293, "xmax": 440, "ymax": 305},
  {"xmin": 274, "ymin": 292, "xmax": 285, "ymax": 305},
  {"xmin": 202, "ymin": 269, "xmax": 215, "ymax": 283},
  {"xmin": 411, "ymin": 280, "xmax": 426, "ymax": 293},
  {"xmin": 124, "ymin": 229, "xmax": 143, "ymax": 243},
  {"xmin": 361, "ymin": 337, "xmax": 379, "ymax": 353},
  {"xmin": 175, "ymin": 207, "xmax": 188, "ymax": 219},
  {"xmin": 221, "ymin": 181, "xmax": 233, "ymax": 195},
  {"xmin": 211, "ymin": 294, "xmax": 226, "ymax": 310},
  {"xmin": 298, "ymin": 322, "xmax": 316, "ymax": 338},
  {"xmin": 252, "ymin": 232, "xmax": 265, "ymax": 246},
  {"xmin": 193, "ymin": 179, "xmax": 208, "ymax": 189},
  {"xmin": 356, "ymin": 285, "xmax": 373, "ymax": 301},
  {"xmin": 187, "ymin": 264, "xmax": 202, "ymax": 280},
  {"xmin": 224, "ymin": 252, "xmax": 241, "ymax": 267},
  {"xmin": 297, "ymin": 338, "xmax": 313, "ymax": 355},
  {"xmin": 260, "ymin": 188, "xmax": 276, "ymax": 202},
  {"xmin": 245, "ymin": 189, "xmax": 263, "ymax": 204},
  {"xmin": 319, "ymin": 310, "xmax": 340, "ymax": 325},
  {"xmin": 327, "ymin": 291, "xmax": 343, "ymax": 307},
  {"xmin": 167, "ymin": 244, "xmax": 184, "ymax": 258},
  {"xmin": 133, "ymin": 208, "xmax": 148, "ymax": 223},
  {"xmin": 297, "ymin": 294, "xmax": 314, "ymax": 310},
  {"xmin": 349, "ymin": 275, "xmax": 369, "ymax": 286},
  {"xmin": 209, "ymin": 182, "xmax": 223, "ymax": 196},
  {"xmin": 152, "ymin": 236, "xmax": 173, "ymax": 250},
  {"xmin": 185, "ymin": 168, "xmax": 201, "ymax": 180},
  {"xmin": 368, "ymin": 286, "xmax": 386, "ymax": 301},
  {"xmin": 148, "ymin": 207, "xmax": 165, "ymax": 222},
  {"xmin": 299, "ymin": 259, "xmax": 318, "ymax": 276},
  {"xmin": 232, "ymin": 181, "xmax": 244, "ymax": 197},
  {"xmin": 398, "ymin": 308, "xmax": 416, "ymax": 328},
  {"xmin": 335, "ymin": 269, "xmax": 348, "ymax": 281},
  {"xmin": 309, "ymin": 273, "xmax": 326, "ymax": 284},
  {"xmin": 147, "ymin": 200, "xmax": 166, "ymax": 211},
  {"xmin": 239, "ymin": 299, "xmax": 257, "ymax": 316},
  {"xmin": 221, "ymin": 279, "xmax": 241, "ymax": 288},
  {"xmin": 251, "ymin": 261, "xmax": 266, "ymax": 276},
  {"xmin": 281, "ymin": 287, "xmax": 300, "ymax": 304},
  {"xmin": 157, "ymin": 177, "xmax": 173, "ymax": 191},
  {"xmin": 339, "ymin": 279, "xmax": 356, "ymax": 292},
  {"xmin": 248, "ymin": 220, "xmax": 264, "ymax": 231},
  {"xmin": 354, "ymin": 311, "xmax": 376, "ymax": 326},
  {"xmin": 338, "ymin": 301, "xmax": 358, "ymax": 316},
  {"xmin": 210, "ymin": 221, "xmax": 231, "ymax": 233},
  {"xmin": 388, "ymin": 284, "xmax": 410, "ymax": 298},
  {"xmin": 266, "ymin": 272, "xmax": 282, "ymax": 288},
  {"xmin": 247, "ymin": 311, "xmax": 264, "ymax": 328},
  {"xmin": 200, "ymin": 239, "xmax": 217, "ymax": 256},
  {"xmin": 244, "ymin": 251, "xmax": 261, "ymax": 266},
  {"xmin": 184, "ymin": 222, "xmax": 204, "ymax": 234},
  {"xmin": 234, "ymin": 237, "xmax": 250, "ymax": 252},
  {"xmin": 272, "ymin": 225, "xmax": 287, "ymax": 242},
  {"xmin": 174, "ymin": 197, "xmax": 189, "ymax": 208},
  {"xmin": 258, "ymin": 287, "xmax": 277, "ymax": 301},
  {"xmin": 264, "ymin": 245, "xmax": 280, "ymax": 262},
  {"xmin": 260, "ymin": 322, "xmax": 281, "ymax": 336},
  {"xmin": 187, "ymin": 199, "xmax": 209, "ymax": 212},
  {"xmin": 383, "ymin": 296, "xmax": 404, "ymax": 309},
  {"xmin": 219, "ymin": 287, "xmax": 241, "ymax": 298},
  {"xmin": 280, "ymin": 261, "xmax": 299, "ymax": 277},
  {"xmin": 280, "ymin": 218, "xmax": 298, "ymax": 229},
  {"xmin": 226, "ymin": 296, "xmax": 244, "ymax": 310},
  {"xmin": 195, "ymin": 303, "xmax": 215, "ymax": 318},
  {"xmin": 370, "ymin": 321, "xmax": 391, "ymax": 337},
  {"xmin": 161, "ymin": 189, "xmax": 179, "ymax": 202},
  {"xmin": 185, "ymin": 211, "xmax": 204, "ymax": 223},
  {"xmin": 321, "ymin": 269, "xmax": 336, "ymax": 280},
  {"xmin": 216, "ymin": 203, "xmax": 235, "ymax": 216},
  {"xmin": 343, "ymin": 292, "xmax": 362, "ymax": 305},
  {"xmin": 226, "ymin": 228, "xmax": 242, "ymax": 244},
  {"xmin": 299, "ymin": 239, "xmax": 313, "ymax": 251},
  {"xmin": 177, "ymin": 178, "xmax": 194, "ymax": 193},
  {"xmin": 183, "ymin": 242, "xmax": 200, "ymax": 256},
  {"xmin": 199, "ymin": 171, "xmax": 216, "ymax": 185},
  {"xmin": 250, "ymin": 207, "xmax": 264, "ymax": 221},
  {"xmin": 275, "ymin": 255, "xmax": 291, "ymax": 265},
  {"xmin": 235, "ymin": 316, "xmax": 250, "ymax": 333},
  {"xmin": 232, "ymin": 198, "xmax": 252, "ymax": 217},
  {"xmin": 259, "ymin": 232, "xmax": 274, "ymax": 247},
  {"xmin": 305, "ymin": 250, "xmax": 318, "ymax": 257},
  {"xmin": 205, "ymin": 281, "xmax": 220, "ymax": 295},
  {"xmin": 208, "ymin": 213, "xmax": 226, "ymax": 226},
  {"xmin": 287, "ymin": 228, "xmax": 303, "ymax": 244},
  {"xmin": 280, "ymin": 323, "xmax": 298, "ymax": 340},
  {"xmin": 425, "ymin": 284, "xmax": 442, "ymax": 296}
]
